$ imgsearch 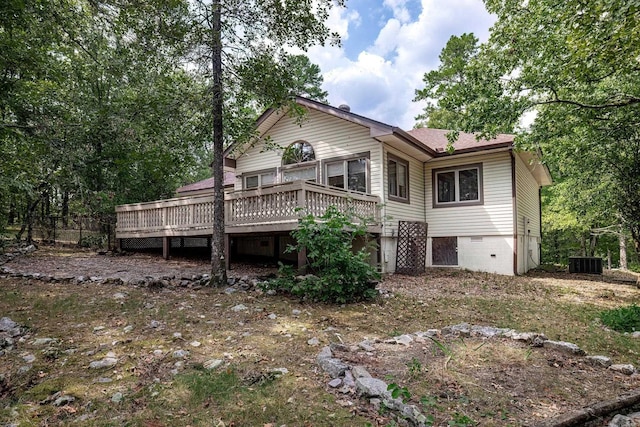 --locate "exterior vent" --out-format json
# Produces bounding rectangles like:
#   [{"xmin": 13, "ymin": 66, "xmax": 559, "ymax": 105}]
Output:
[
  {"xmin": 569, "ymin": 256, "xmax": 603, "ymax": 274},
  {"xmin": 338, "ymin": 104, "xmax": 351, "ymax": 112}
]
